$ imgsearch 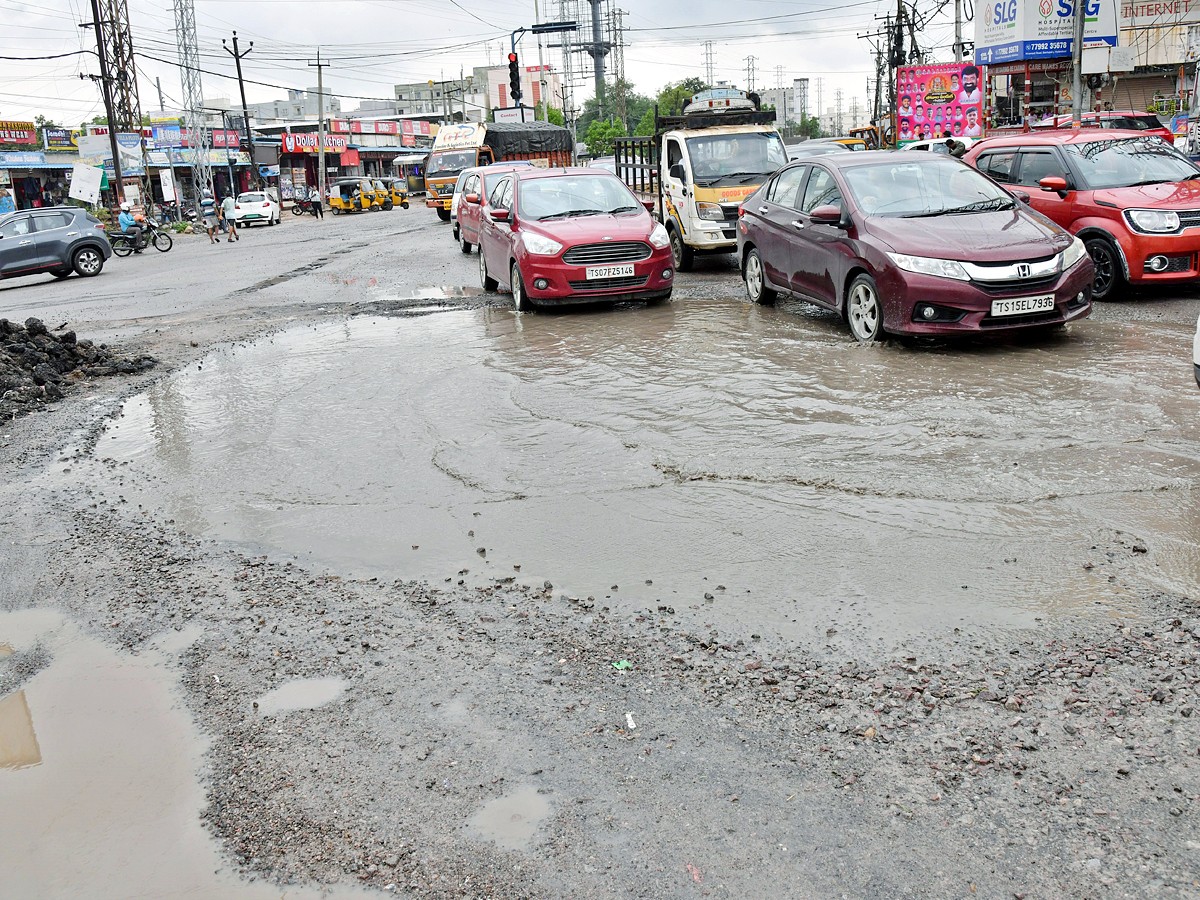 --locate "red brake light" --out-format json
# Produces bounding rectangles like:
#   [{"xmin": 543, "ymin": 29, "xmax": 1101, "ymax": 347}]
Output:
[
  {"xmin": 263, "ymin": 200, "xmax": 271, "ymax": 206},
  {"xmin": 737, "ymin": 204, "xmax": 744, "ymax": 218}
]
